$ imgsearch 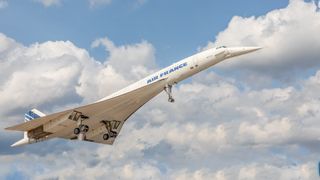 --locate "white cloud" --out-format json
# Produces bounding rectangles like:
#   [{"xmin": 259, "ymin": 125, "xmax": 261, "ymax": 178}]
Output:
[
  {"xmin": 34, "ymin": 0, "xmax": 61, "ymax": 7},
  {"xmin": 0, "ymin": 0, "xmax": 8, "ymax": 9},
  {"xmin": 88, "ymin": 0, "xmax": 112, "ymax": 8},
  {"xmin": 91, "ymin": 37, "xmax": 157, "ymax": 80},
  {"xmin": 236, "ymin": 163, "xmax": 317, "ymax": 179},
  {"xmin": 171, "ymin": 169, "xmax": 219, "ymax": 180},
  {"xmin": 238, "ymin": 118, "xmax": 292, "ymax": 145},
  {"xmin": 0, "ymin": 38, "xmax": 85, "ymax": 117},
  {"xmin": 169, "ymin": 162, "xmax": 317, "ymax": 180},
  {"xmin": 88, "ymin": 0, "xmax": 149, "ymax": 8},
  {"xmin": 165, "ymin": 123, "xmax": 227, "ymax": 153},
  {"xmin": 32, "ymin": 0, "xmax": 148, "ymax": 8},
  {"xmin": 0, "ymin": 33, "xmax": 155, "ymax": 124},
  {"xmin": 2, "ymin": 0, "xmax": 320, "ymax": 179},
  {"xmin": 203, "ymin": 0, "xmax": 320, "ymax": 83}
]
